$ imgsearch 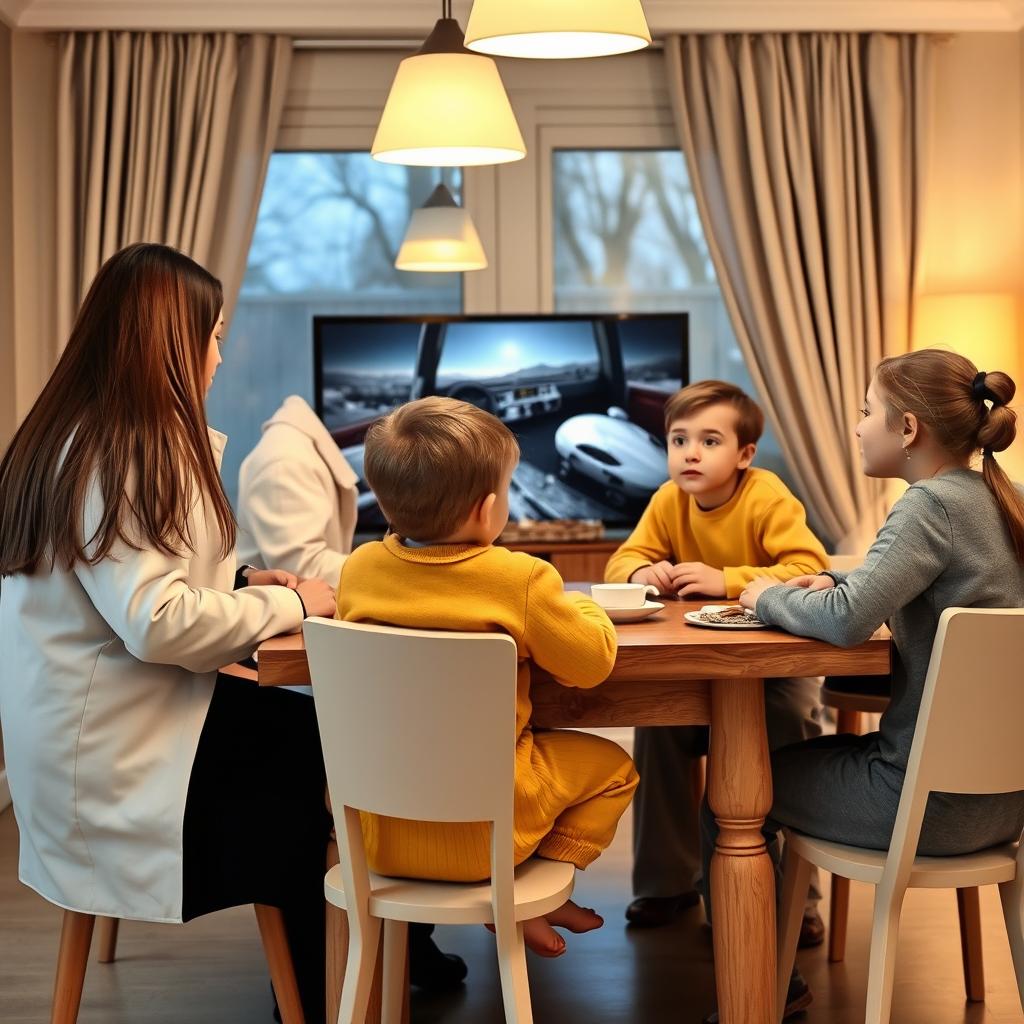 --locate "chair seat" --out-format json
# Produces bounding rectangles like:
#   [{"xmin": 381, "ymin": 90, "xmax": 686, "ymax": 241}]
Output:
[
  {"xmin": 324, "ymin": 857, "xmax": 575, "ymax": 926},
  {"xmin": 787, "ymin": 830, "xmax": 1018, "ymax": 888}
]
